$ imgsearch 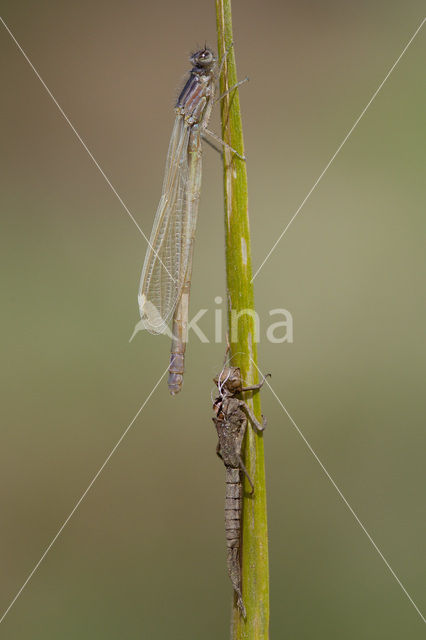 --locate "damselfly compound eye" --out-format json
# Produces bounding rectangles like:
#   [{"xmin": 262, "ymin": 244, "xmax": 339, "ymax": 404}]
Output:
[{"xmin": 193, "ymin": 48, "xmax": 214, "ymax": 67}]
